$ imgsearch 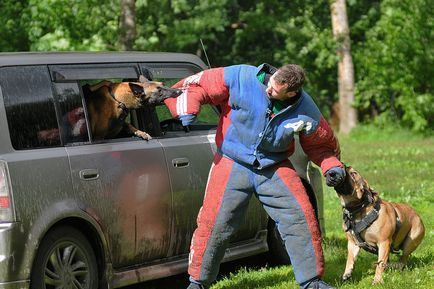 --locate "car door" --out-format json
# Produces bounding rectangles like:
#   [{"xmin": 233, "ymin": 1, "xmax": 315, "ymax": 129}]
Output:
[{"xmin": 50, "ymin": 64, "xmax": 172, "ymax": 268}]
